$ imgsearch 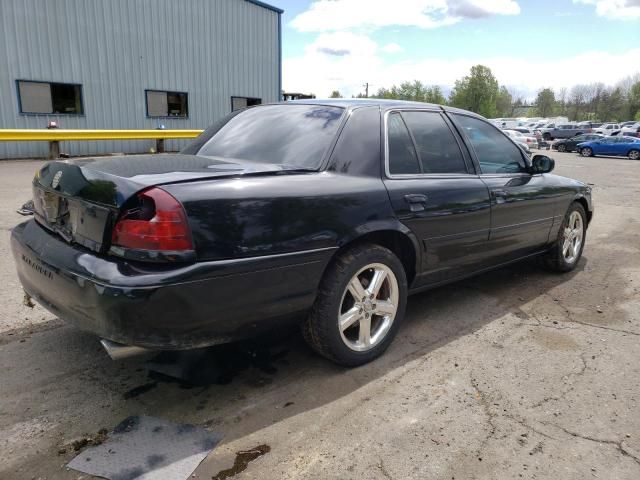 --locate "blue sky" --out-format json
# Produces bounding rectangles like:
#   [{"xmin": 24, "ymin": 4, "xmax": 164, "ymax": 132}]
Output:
[{"xmin": 273, "ymin": 0, "xmax": 640, "ymax": 99}]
